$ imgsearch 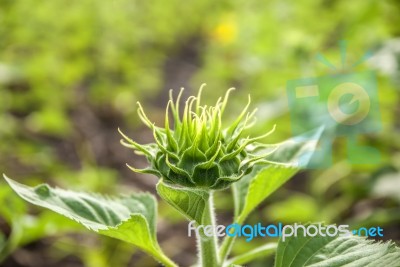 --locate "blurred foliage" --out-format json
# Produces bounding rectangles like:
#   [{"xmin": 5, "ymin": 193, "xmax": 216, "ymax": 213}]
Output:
[{"xmin": 0, "ymin": 0, "xmax": 399, "ymax": 266}]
